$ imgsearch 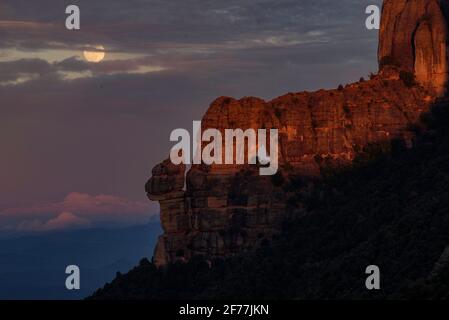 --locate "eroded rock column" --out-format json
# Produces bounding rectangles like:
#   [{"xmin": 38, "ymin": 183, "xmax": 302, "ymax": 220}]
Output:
[{"xmin": 378, "ymin": 0, "xmax": 449, "ymax": 96}]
